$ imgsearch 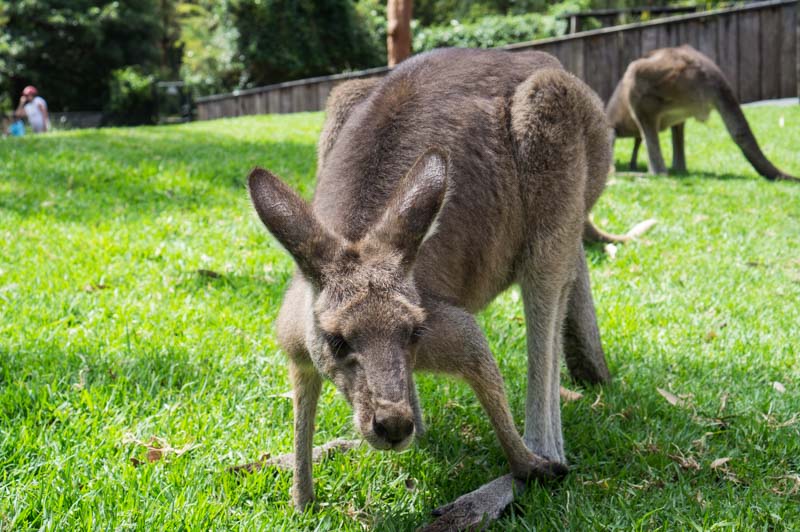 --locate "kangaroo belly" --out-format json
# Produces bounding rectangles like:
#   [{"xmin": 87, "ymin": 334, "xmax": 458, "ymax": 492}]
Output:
[{"xmin": 658, "ymin": 102, "xmax": 712, "ymax": 130}]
